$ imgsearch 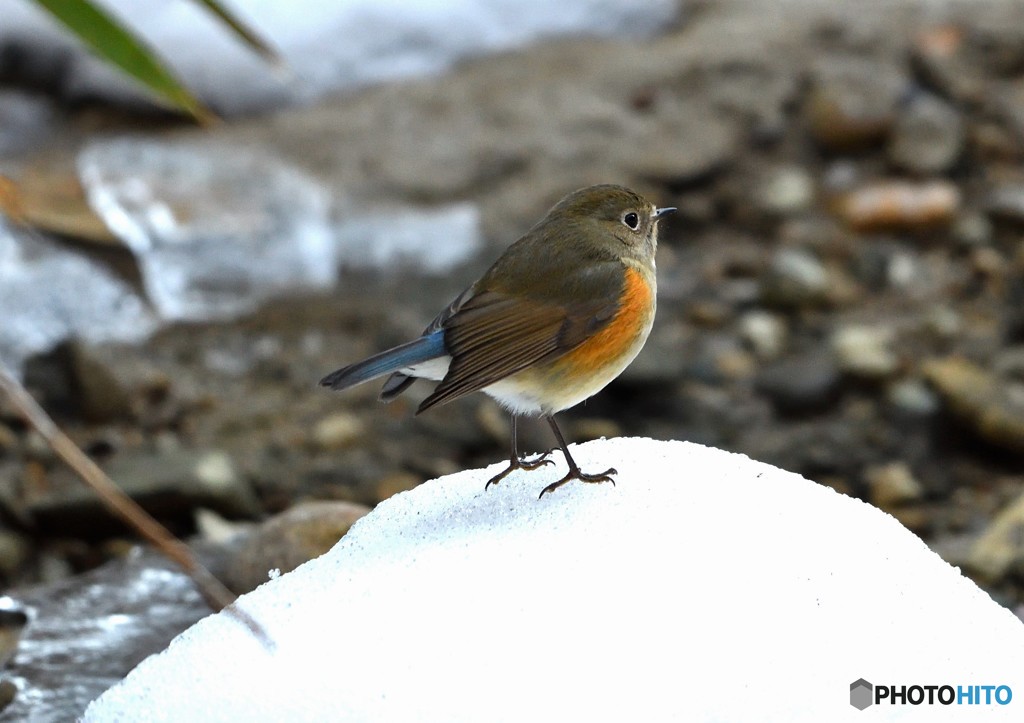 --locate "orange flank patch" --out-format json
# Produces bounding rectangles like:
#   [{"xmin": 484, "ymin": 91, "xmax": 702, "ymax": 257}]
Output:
[{"xmin": 556, "ymin": 266, "xmax": 653, "ymax": 375}]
